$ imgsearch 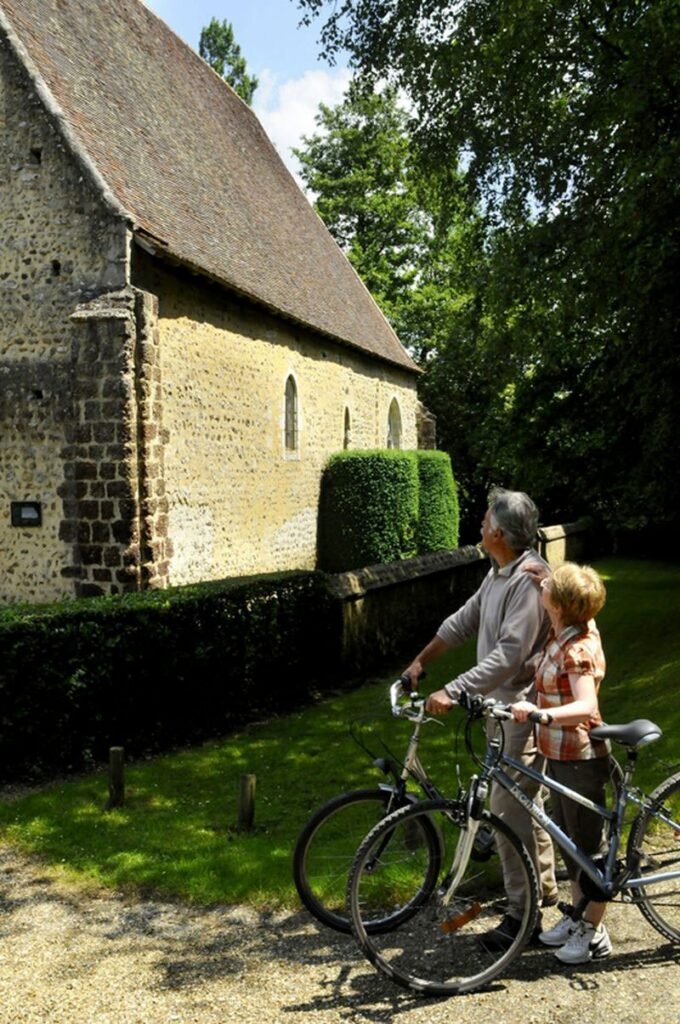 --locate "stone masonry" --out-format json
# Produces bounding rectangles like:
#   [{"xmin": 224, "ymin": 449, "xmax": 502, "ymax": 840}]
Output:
[{"xmin": 0, "ymin": 5, "xmax": 420, "ymax": 604}]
